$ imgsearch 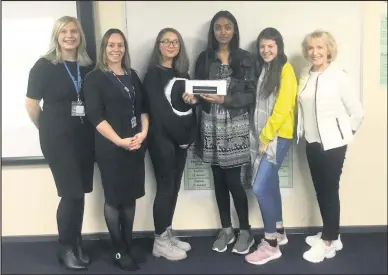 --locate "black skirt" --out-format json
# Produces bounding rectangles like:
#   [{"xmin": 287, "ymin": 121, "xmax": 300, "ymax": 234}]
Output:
[{"xmin": 95, "ymin": 136, "xmax": 146, "ymax": 206}]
